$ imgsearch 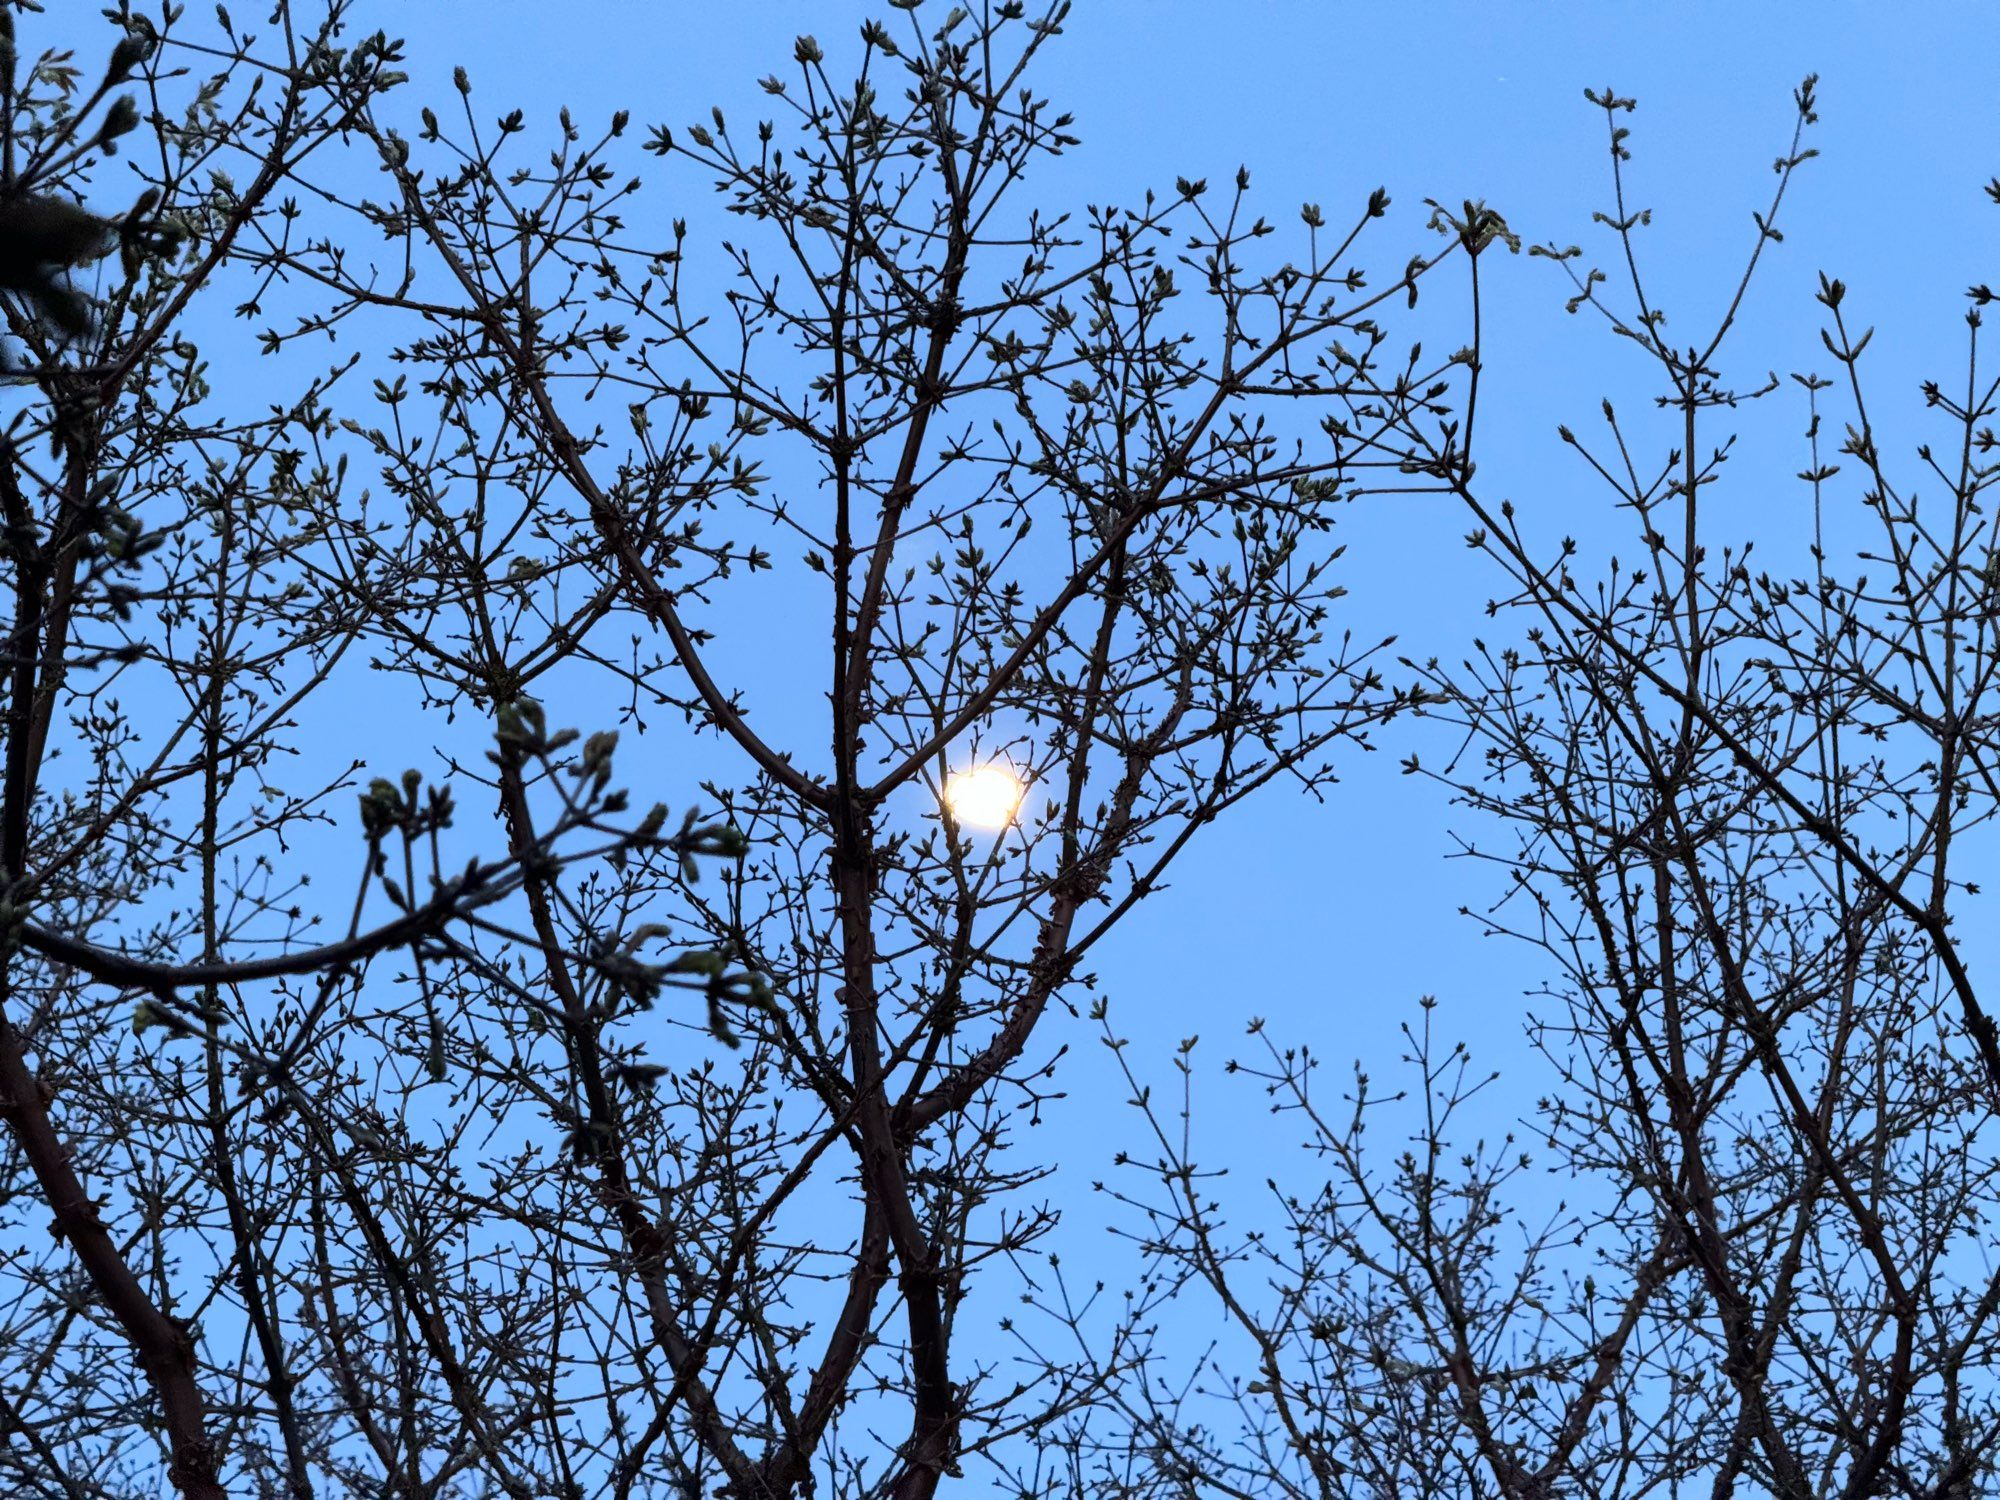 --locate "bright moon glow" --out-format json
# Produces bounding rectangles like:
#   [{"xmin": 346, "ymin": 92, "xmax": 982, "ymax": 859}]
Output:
[{"xmin": 941, "ymin": 763, "xmax": 1026, "ymax": 831}]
